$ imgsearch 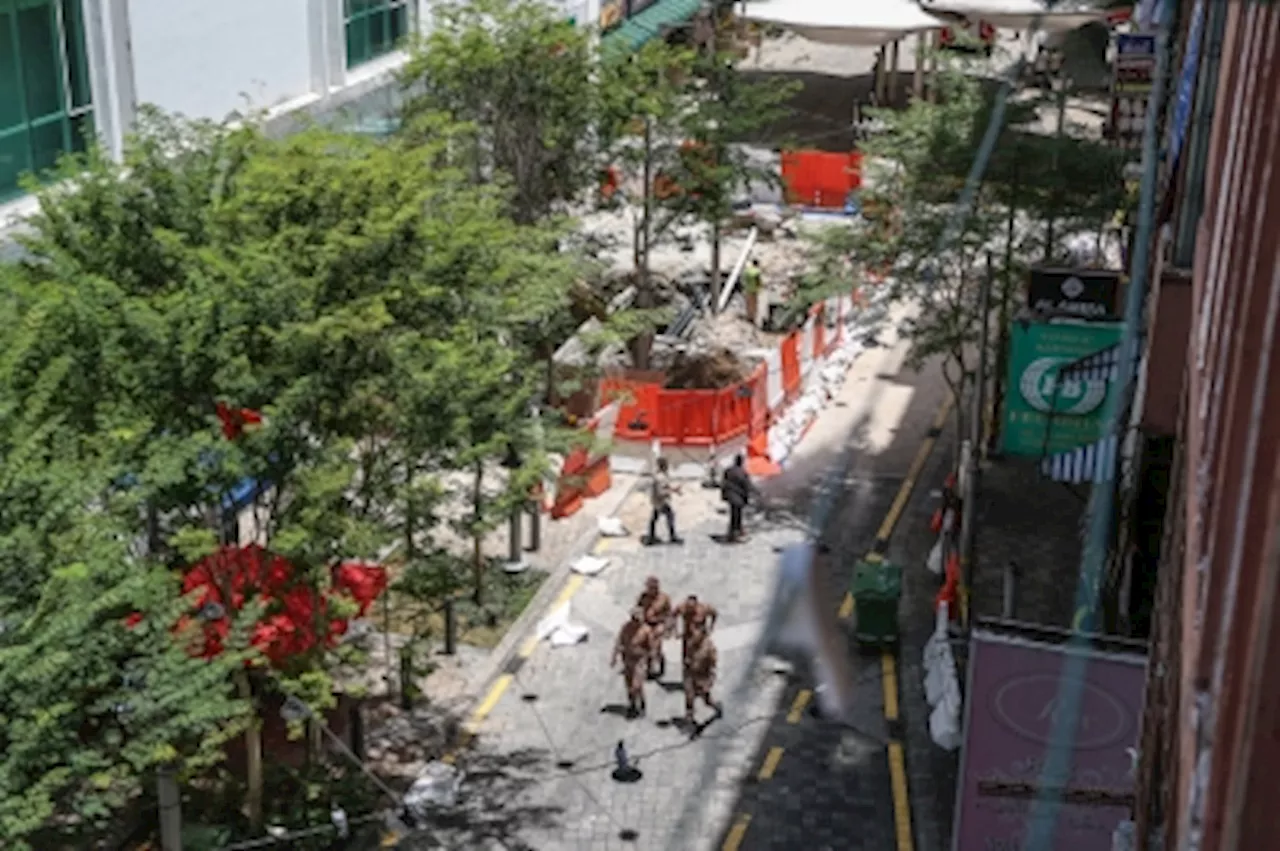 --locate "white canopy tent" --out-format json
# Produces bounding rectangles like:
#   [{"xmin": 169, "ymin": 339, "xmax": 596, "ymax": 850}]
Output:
[
  {"xmin": 739, "ymin": 0, "xmax": 945, "ymax": 47},
  {"xmin": 917, "ymin": 1, "xmax": 1108, "ymax": 33}
]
